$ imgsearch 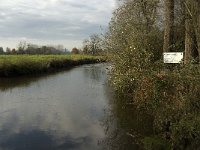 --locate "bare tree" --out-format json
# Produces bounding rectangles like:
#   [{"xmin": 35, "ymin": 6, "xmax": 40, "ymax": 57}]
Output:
[
  {"xmin": 17, "ymin": 41, "xmax": 27, "ymax": 54},
  {"xmin": 6, "ymin": 47, "xmax": 11, "ymax": 54},
  {"xmin": 0, "ymin": 47, "xmax": 4, "ymax": 54},
  {"xmin": 82, "ymin": 34, "xmax": 103, "ymax": 55}
]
